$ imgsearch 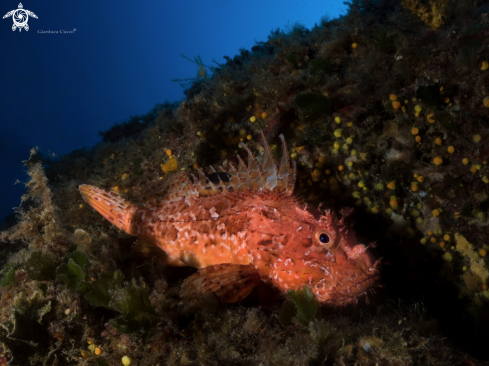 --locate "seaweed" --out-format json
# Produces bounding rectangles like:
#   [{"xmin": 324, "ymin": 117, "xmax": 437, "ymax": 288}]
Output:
[
  {"xmin": 372, "ymin": 30, "xmax": 388, "ymax": 52},
  {"xmin": 85, "ymin": 270, "xmax": 123, "ymax": 309},
  {"xmin": 56, "ymin": 258, "xmax": 86, "ymax": 290},
  {"xmin": 25, "ymin": 251, "xmax": 61, "ymax": 282},
  {"xmin": 287, "ymin": 287, "xmax": 318, "ymax": 326},
  {"xmin": 0, "ymin": 264, "xmax": 20, "ymax": 288},
  {"xmin": 309, "ymin": 58, "xmax": 330, "ymax": 74},
  {"xmin": 278, "ymin": 300, "xmax": 296, "ymax": 327},
  {"xmin": 108, "ymin": 279, "xmax": 156, "ymax": 334},
  {"xmin": 294, "ymin": 92, "xmax": 331, "ymax": 122},
  {"xmin": 0, "ymin": 292, "xmax": 53, "ymax": 366},
  {"xmin": 55, "ymin": 250, "xmax": 91, "ymax": 290},
  {"xmin": 286, "ymin": 52, "xmax": 299, "ymax": 68},
  {"xmin": 86, "ymin": 271, "xmax": 155, "ymax": 334}
]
